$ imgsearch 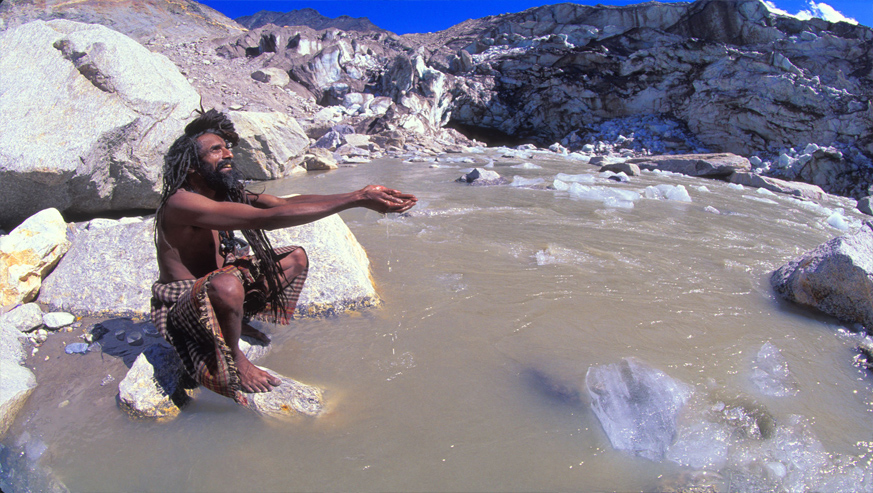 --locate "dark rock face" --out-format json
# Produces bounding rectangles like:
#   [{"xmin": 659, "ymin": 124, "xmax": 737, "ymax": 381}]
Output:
[{"xmin": 236, "ymin": 8, "xmax": 386, "ymax": 34}]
